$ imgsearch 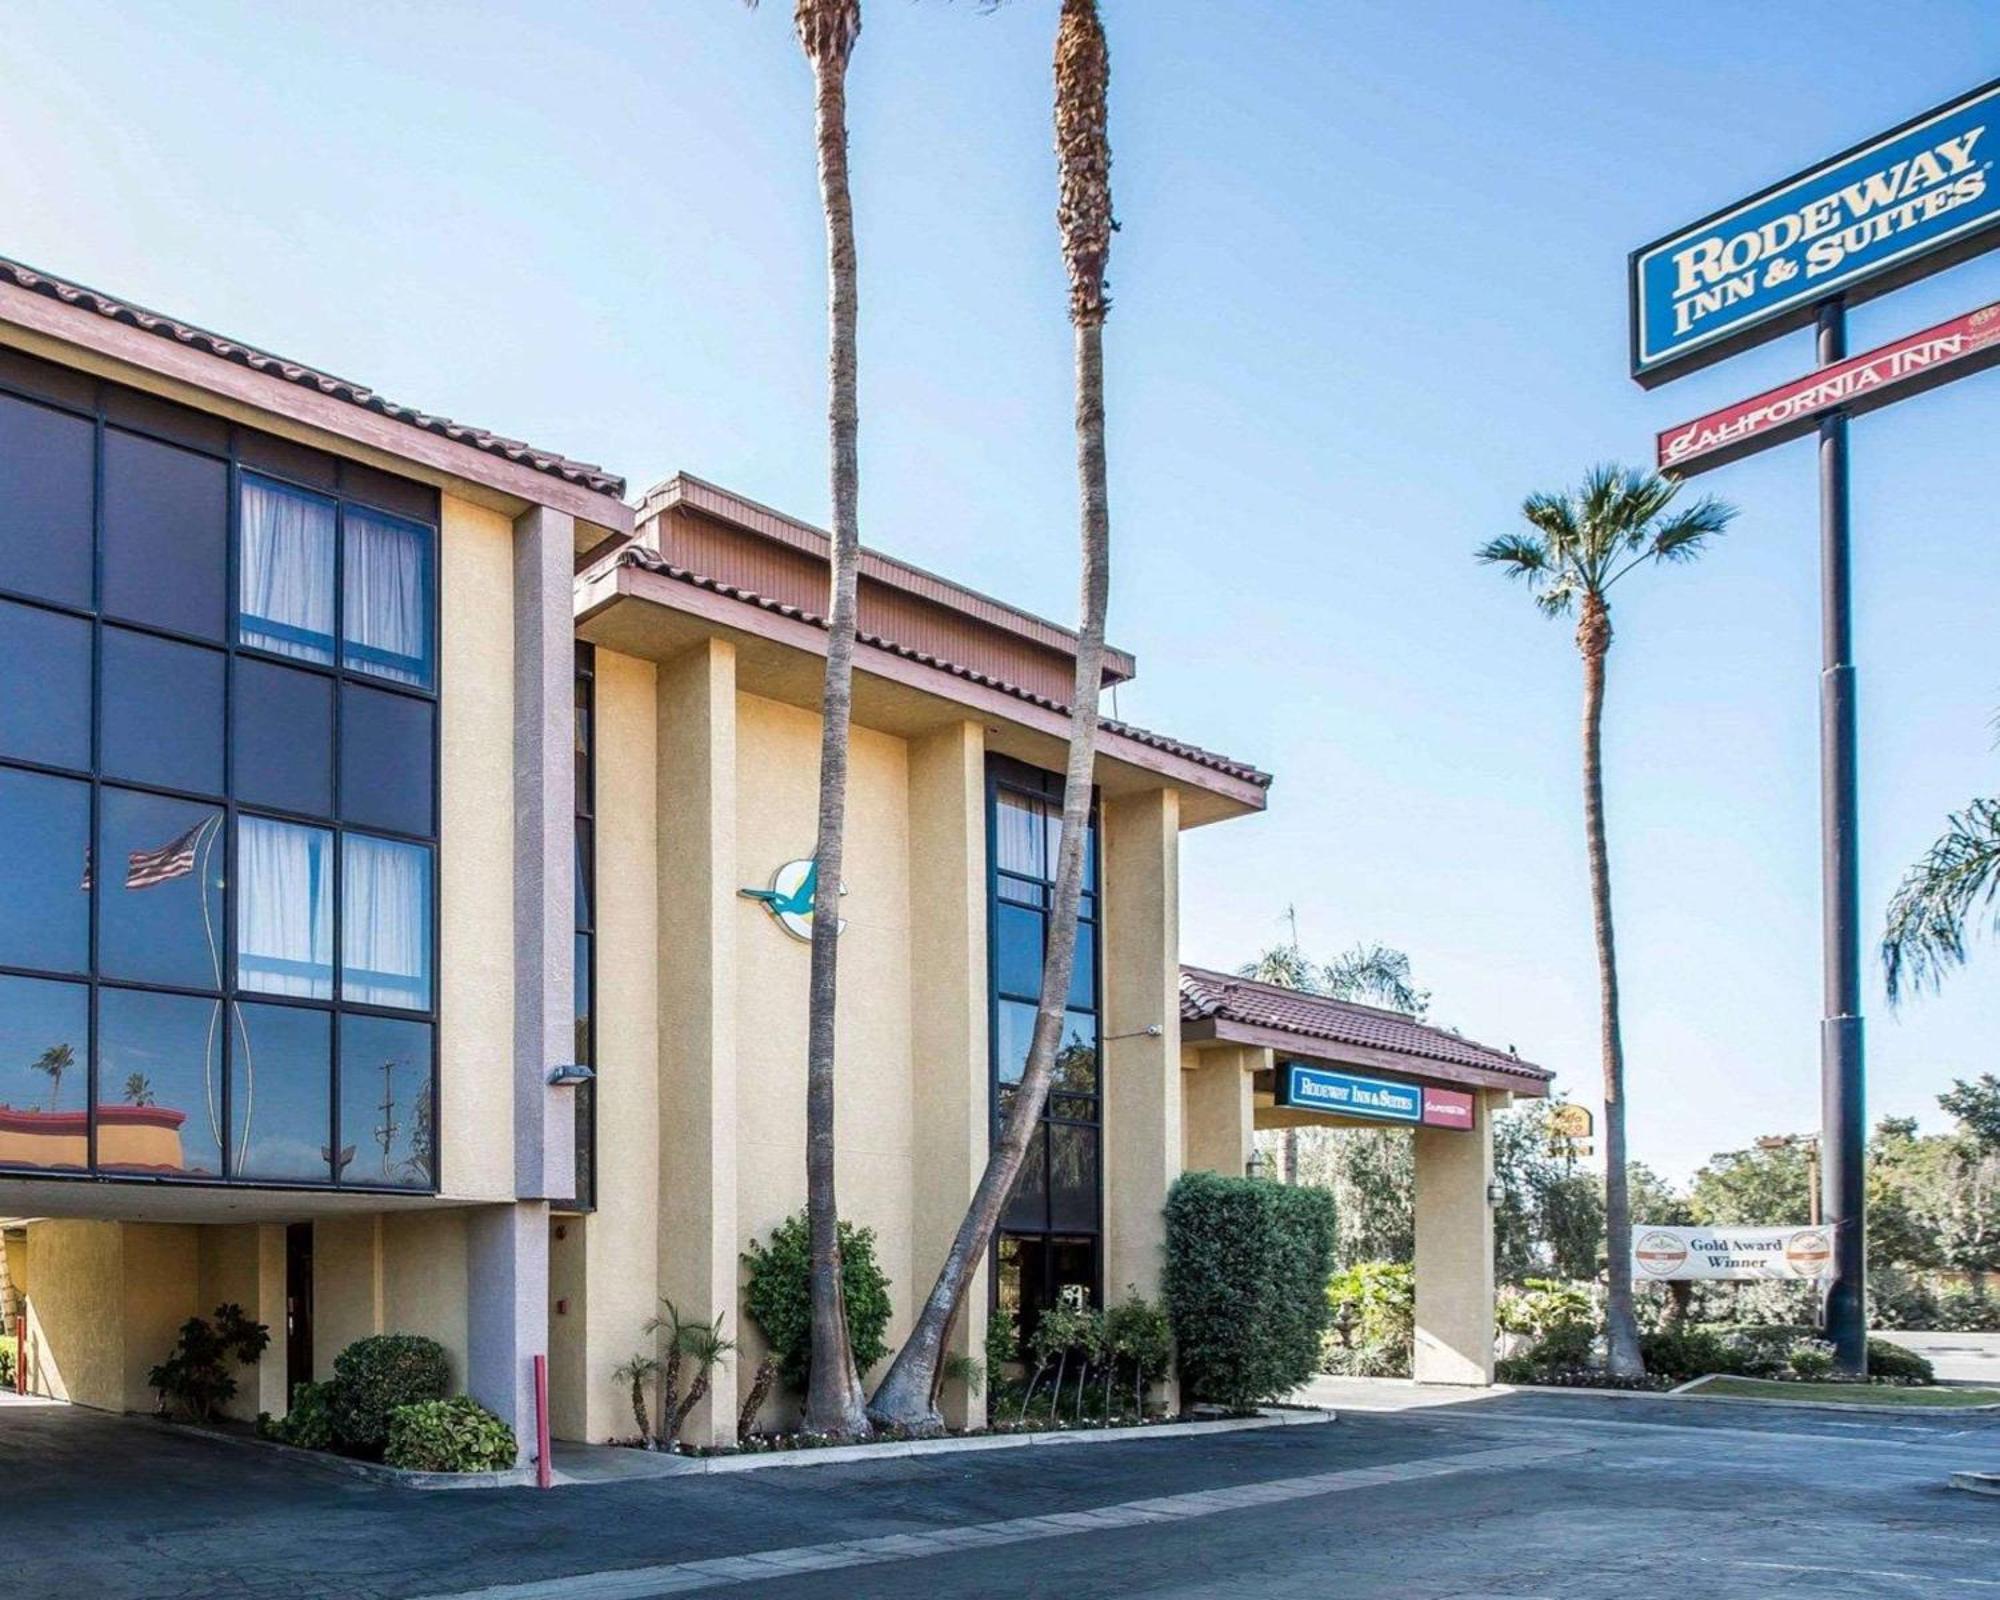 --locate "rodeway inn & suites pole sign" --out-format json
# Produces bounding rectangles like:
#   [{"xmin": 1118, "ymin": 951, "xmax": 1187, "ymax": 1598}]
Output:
[{"xmin": 1630, "ymin": 77, "xmax": 2000, "ymax": 384}]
